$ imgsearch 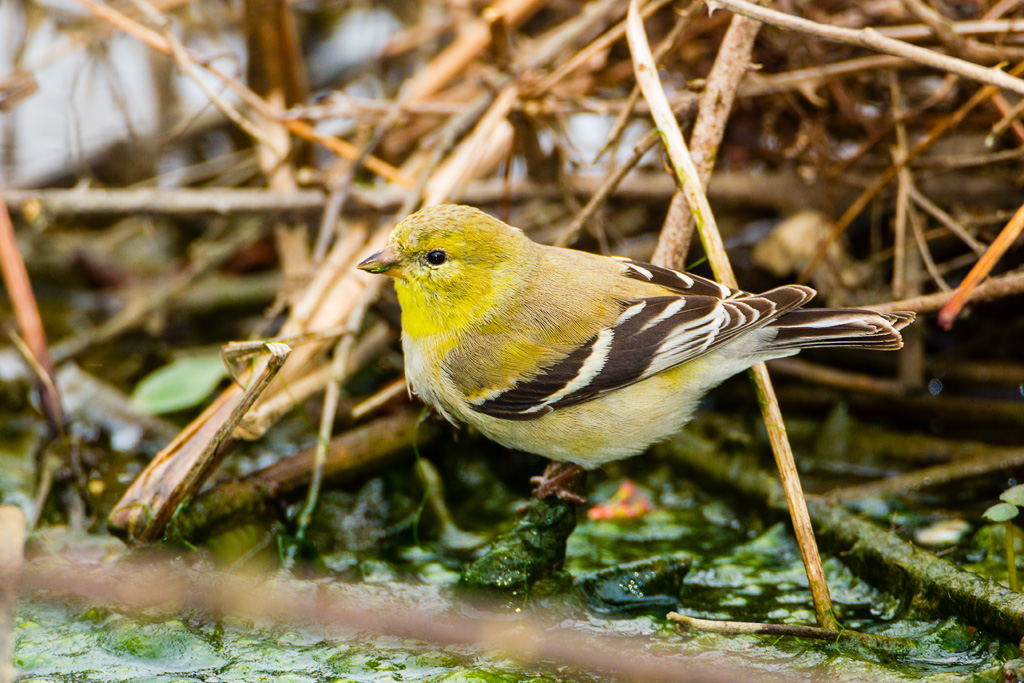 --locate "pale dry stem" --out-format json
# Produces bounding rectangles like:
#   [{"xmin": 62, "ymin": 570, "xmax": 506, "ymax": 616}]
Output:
[{"xmin": 626, "ymin": 0, "xmax": 837, "ymax": 631}]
